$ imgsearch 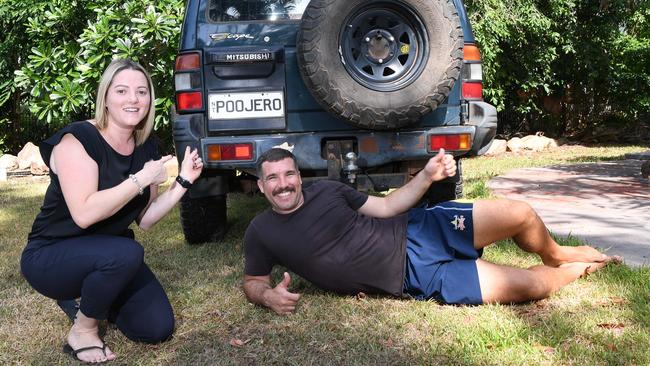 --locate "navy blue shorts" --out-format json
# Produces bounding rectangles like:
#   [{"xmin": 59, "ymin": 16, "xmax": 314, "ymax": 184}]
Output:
[{"xmin": 403, "ymin": 201, "xmax": 483, "ymax": 305}]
